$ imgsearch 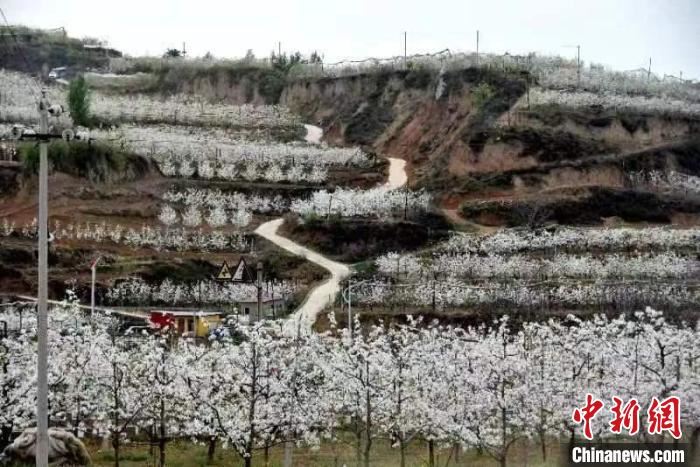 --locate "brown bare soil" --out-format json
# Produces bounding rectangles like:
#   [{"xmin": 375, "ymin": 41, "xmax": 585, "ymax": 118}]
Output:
[
  {"xmin": 282, "ymin": 68, "xmax": 700, "ymax": 229},
  {"xmin": 0, "ymin": 153, "xmax": 335, "ymax": 301}
]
